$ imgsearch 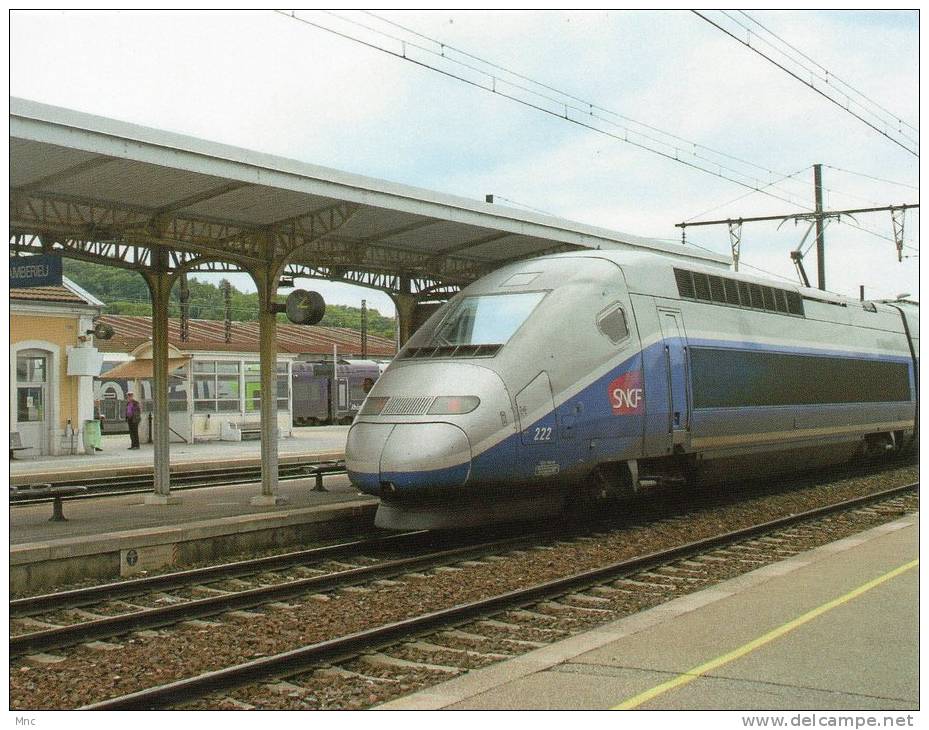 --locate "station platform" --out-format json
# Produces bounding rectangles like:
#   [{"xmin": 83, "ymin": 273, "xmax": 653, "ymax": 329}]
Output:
[
  {"xmin": 8, "ymin": 427, "xmax": 380, "ymax": 593},
  {"xmin": 380, "ymin": 514, "xmax": 919, "ymax": 712},
  {"xmin": 9, "ymin": 426, "xmax": 351, "ymax": 485}
]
